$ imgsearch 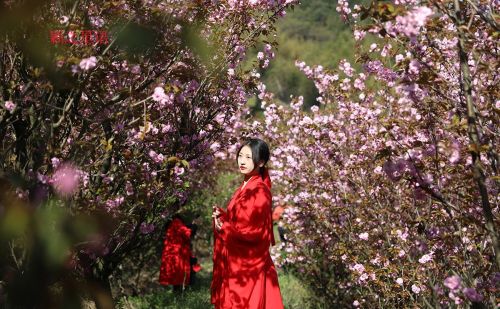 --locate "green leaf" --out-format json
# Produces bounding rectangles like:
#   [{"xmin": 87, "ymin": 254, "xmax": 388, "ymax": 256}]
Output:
[
  {"xmin": 0, "ymin": 205, "xmax": 29, "ymax": 239},
  {"xmin": 180, "ymin": 23, "xmax": 214, "ymax": 67},
  {"xmin": 167, "ymin": 156, "xmax": 179, "ymax": 164}
]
